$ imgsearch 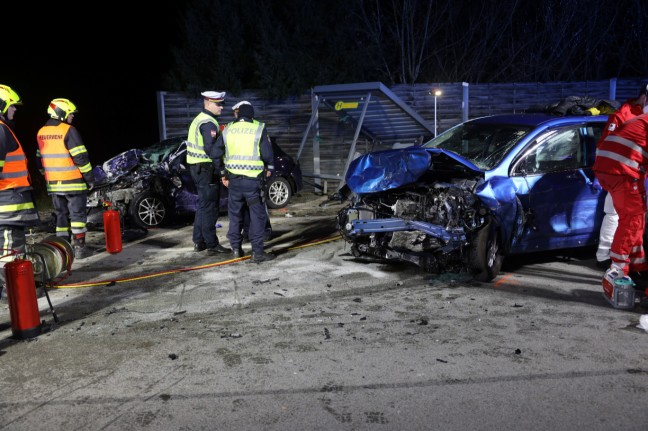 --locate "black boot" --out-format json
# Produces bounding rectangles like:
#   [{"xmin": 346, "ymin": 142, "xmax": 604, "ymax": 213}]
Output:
[
  {"xmin": 250, "ymin": 251, "xmax": 275, "ymax": 263},
  {"xmin": 232, "ymin": 246, "xmax": 245, "ymax": 258},
  {"xmin": 73, "ymin": 234, "xmax": 94, "ymax": 259}
]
